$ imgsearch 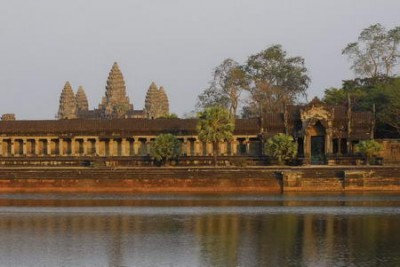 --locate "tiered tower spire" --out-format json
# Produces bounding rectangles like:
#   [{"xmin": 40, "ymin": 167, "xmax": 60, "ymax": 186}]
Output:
[
  {"xmin": 144, "ymin": 82, "xmax": 170, "ymax": 119},
  {"xmin": 57, "ymin": 81, "xmax": 77, "ymax": 119},
  {"xmin": 75, "ymin": 86, "xmax": 89, "ymax": 112},
  {"xmin": 99, "ymin": 62, "xmax": 133, "ymax": 118},
  {"xmin": 159, "ymin": 86, "xmax": 169, "ymax": 116}
]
